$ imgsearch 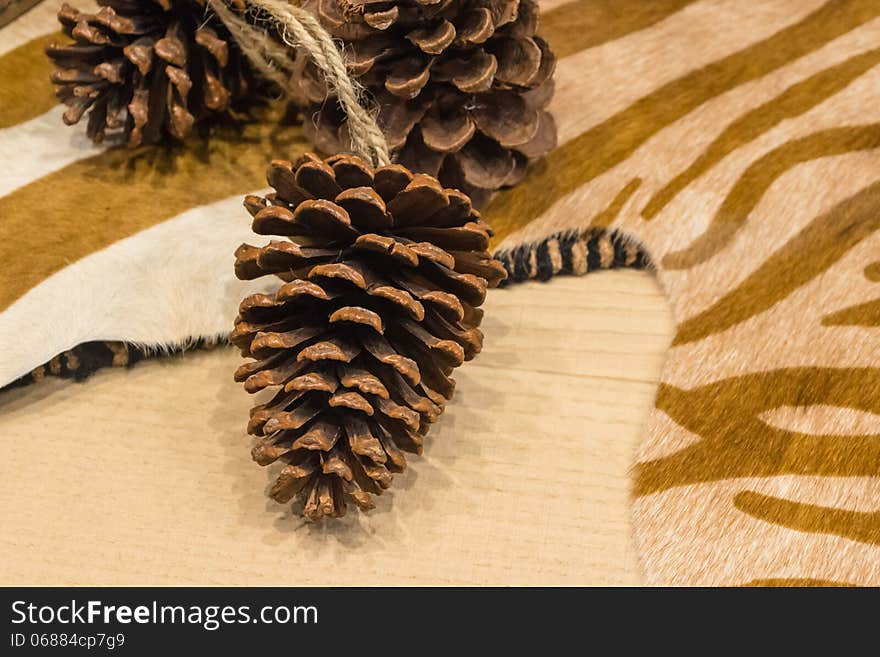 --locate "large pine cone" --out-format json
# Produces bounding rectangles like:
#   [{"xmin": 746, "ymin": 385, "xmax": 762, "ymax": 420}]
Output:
[
  {"xmin": 300, "ymin": 0, "xmax": 557, "ymax": 208},
  {"xmin": 232, "ymin": 152, "xmax": 506, "ymax": 520},
  {"xmin": 46, "ymin": 0, "xmax": 255, "ymax": 146}
]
